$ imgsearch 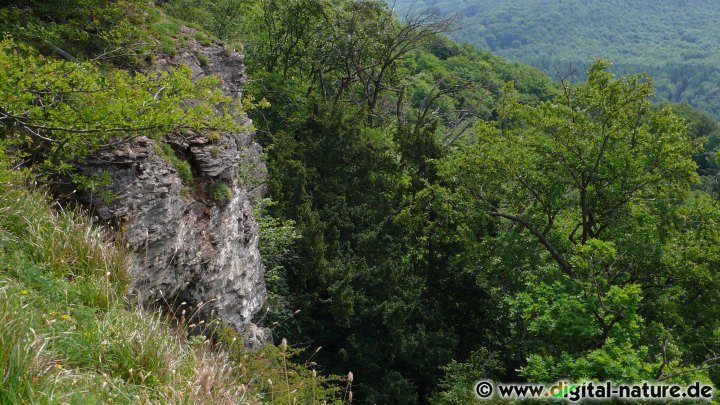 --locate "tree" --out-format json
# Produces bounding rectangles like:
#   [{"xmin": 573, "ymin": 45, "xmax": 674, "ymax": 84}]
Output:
[
  {"xmin": 322, "ymin": 2, "xmax": 456, "ymax": 126},
  {"xmin": 441, "ymin": 60, "xmax": 711, "ymax": 382},
  {"xmin": 449, "ymin": 60, "xmax": 695, "ymax": 275},
  {"xmin": 244, "ymin": 0, "xmax": 329, "ymax": 77},
  {"xmin": 667, "ymin": 102, "xmax": 720, "ymax": 195}
]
